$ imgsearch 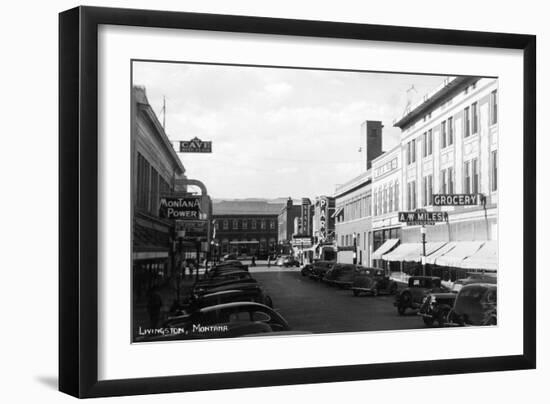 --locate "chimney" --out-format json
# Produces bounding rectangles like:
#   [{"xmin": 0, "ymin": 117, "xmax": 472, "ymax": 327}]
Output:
[
  {"xmin": 287, "ymin": 197, "xmax": 293, "ymax": 208},
  {"xmin": 359, "ymin": 120, "xmax": 383, "ymax": 170}
]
